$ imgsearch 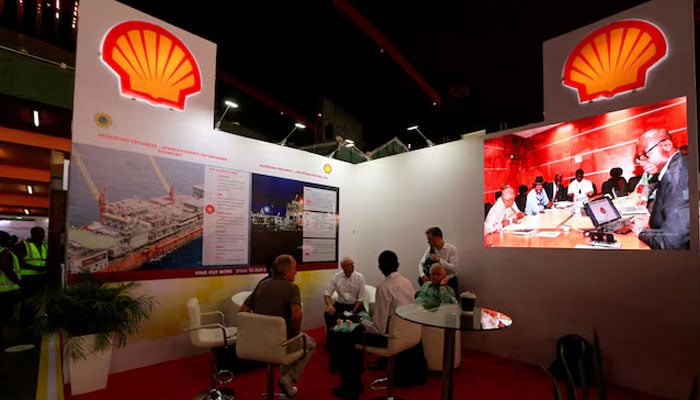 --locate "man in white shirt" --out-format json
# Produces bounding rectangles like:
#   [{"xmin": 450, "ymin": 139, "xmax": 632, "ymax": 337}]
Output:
[
  {"xmin": 484, "ymin": 187, "xmax": 524, "ymax": 234},
  {"xmin": 567, "ymin": 168, "xmax": 595, "ymax": 202},
  {"xmin": 323, "ymin": 257, "xmax": 365, "ymax": 334},
  {"xmin": 525, "ymin": 176, "xmax": 550, "ymax": 215},
  {"xmin": 417, "ymin": 227, "xmax": 459, "ymax": 293},
  {"xmin": 331, "ymin": 250, "xmax": 415, "ymax": 399}
]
